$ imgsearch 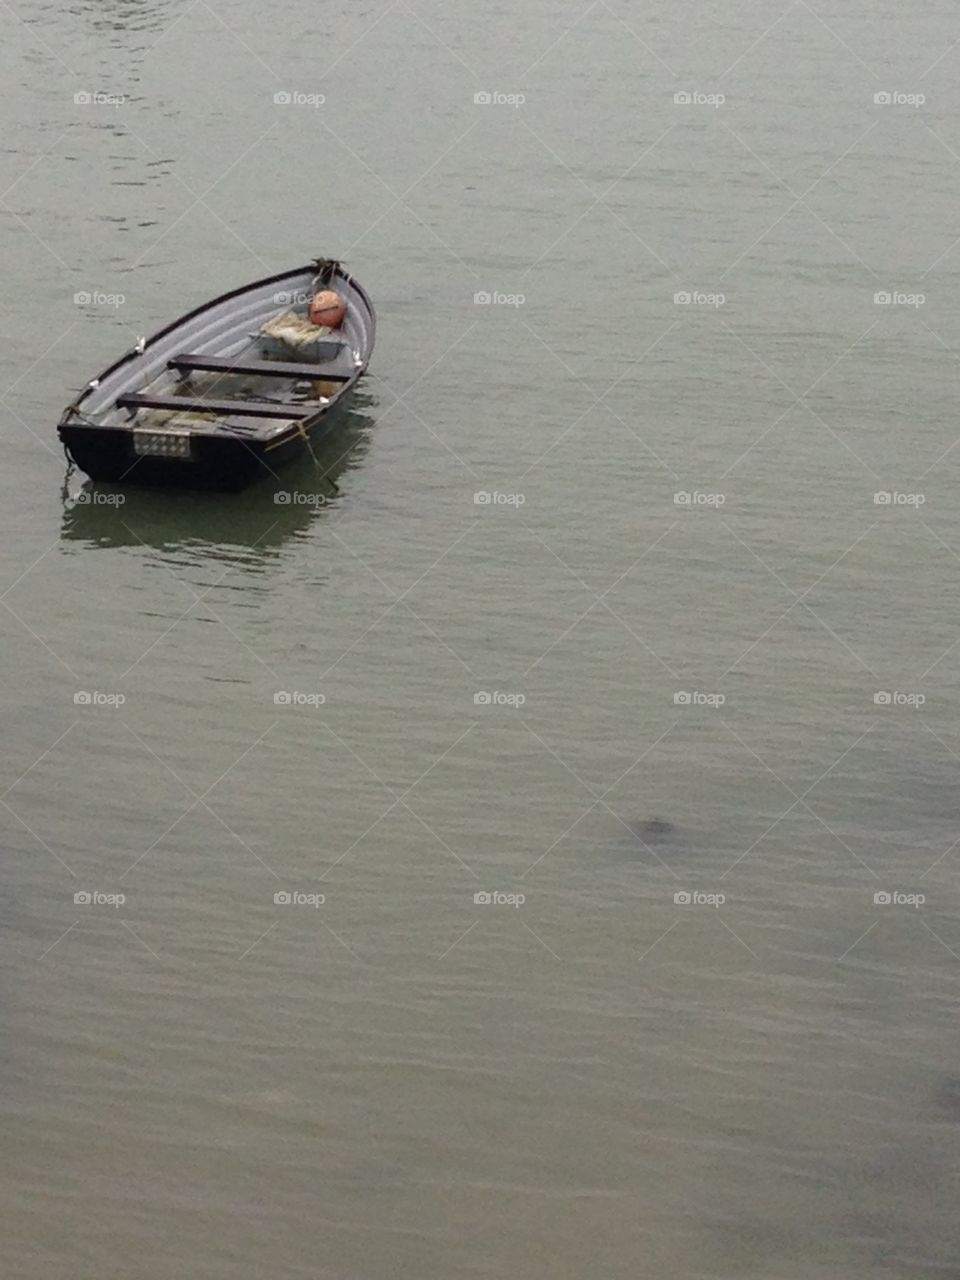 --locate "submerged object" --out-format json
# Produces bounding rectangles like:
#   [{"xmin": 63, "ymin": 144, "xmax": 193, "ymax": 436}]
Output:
[
  {"xmin": 629, "ymin": 816, "xmax": 675, "ymax": 843},
  {"xmin": 58, "ymin": 258, "xmax": 375, "ymax": 492}
]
